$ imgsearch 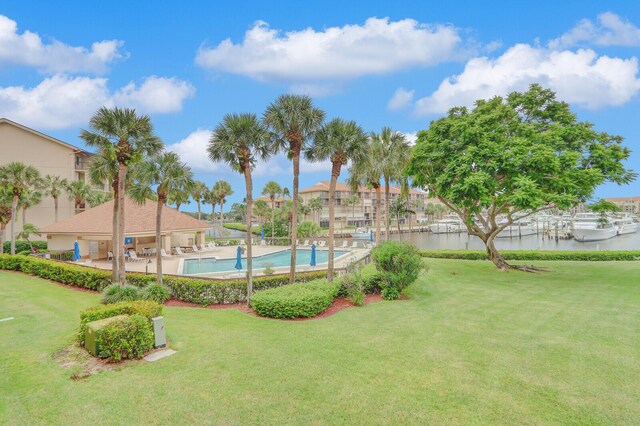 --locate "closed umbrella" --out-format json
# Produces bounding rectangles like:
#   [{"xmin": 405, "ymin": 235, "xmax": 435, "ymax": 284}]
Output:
[
  {"xmin": 261, "ymin": 228, "xmax": 265, "ymax": 240},
  {"xmin": 370, "ymin": 229, "xmax": 374, "ymax": 242},
  {"xmin": 235, "ymin": 246, "xmax": 243, "ymax": 270},
  {"xmin": 73, "ymin": 241, "xmax": 80, "ymax": 261},
  {"xmin": 310, "ymin": 243, "xmax": 316, "ymax": 267}
]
